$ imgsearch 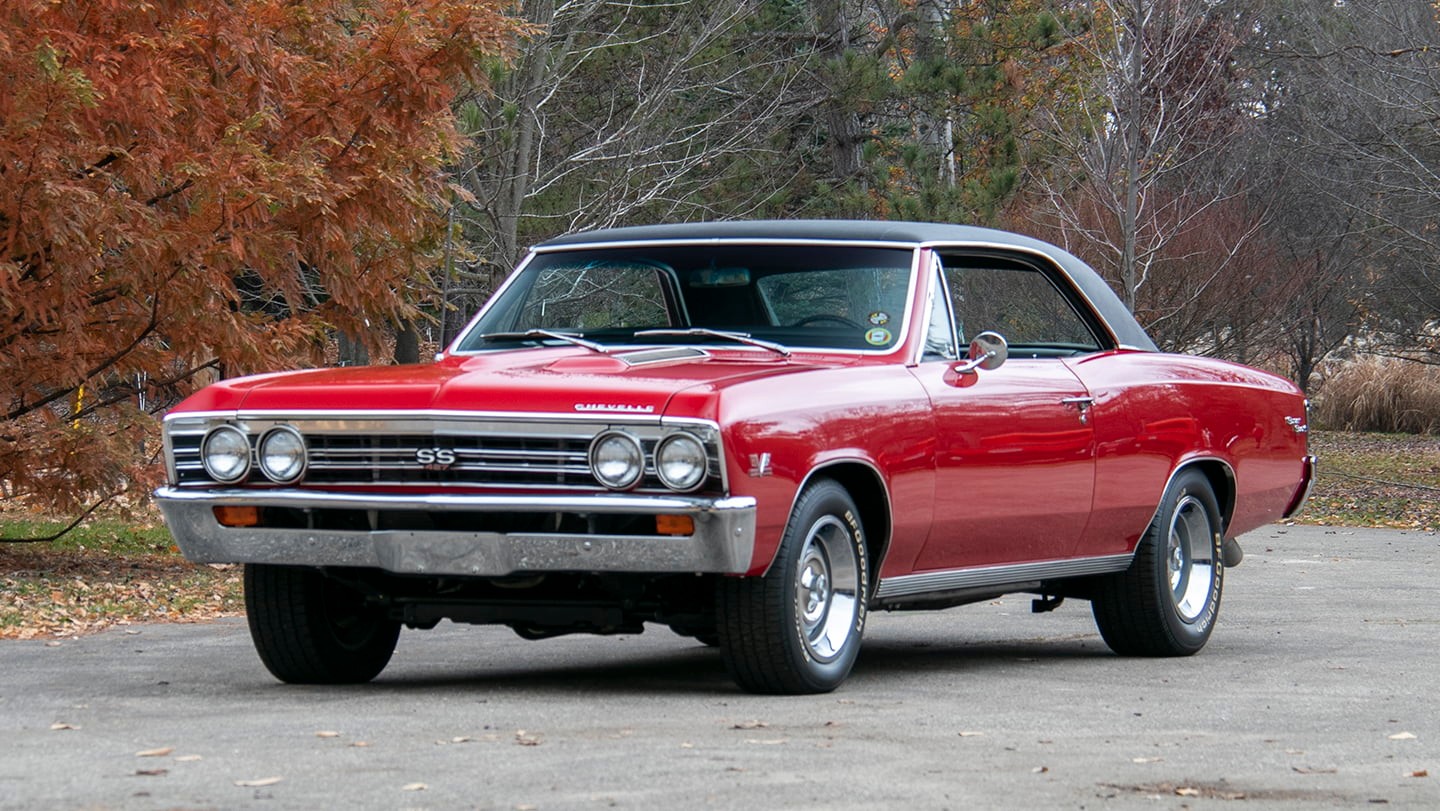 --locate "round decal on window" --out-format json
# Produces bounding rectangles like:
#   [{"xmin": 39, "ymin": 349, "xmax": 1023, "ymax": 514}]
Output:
[
  {"xmin": 865, "ymin": 328, "xmax": 892, "ymax": 346},
  {"xmin": 868, "ymin": 311, "xmax": 890, "ymax": 326}
]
